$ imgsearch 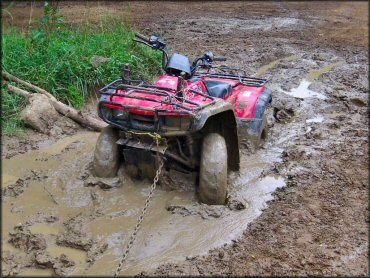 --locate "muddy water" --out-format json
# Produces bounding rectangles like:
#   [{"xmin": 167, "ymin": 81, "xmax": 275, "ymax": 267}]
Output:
[
  {"xmin": 17, "ymin": 268, "xmax": 53, "ymax": 277},
  {"xmin": 2, "ymin": 132, "xmax": 284, "ymax": 276},
  {"xmin": 256, "ymin": 55, "xmax": 297, "ymax": 77},
  {"xmin": 306, "ymin": 116, "xmax": 324, "ymax": 123},
  {"xmin": 273, "ymin": 61, "xmax": 343, "ymax": 100},
  {"xmin": 306, "ymin": 61, "xmax": 343, "ymax": 81}
]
